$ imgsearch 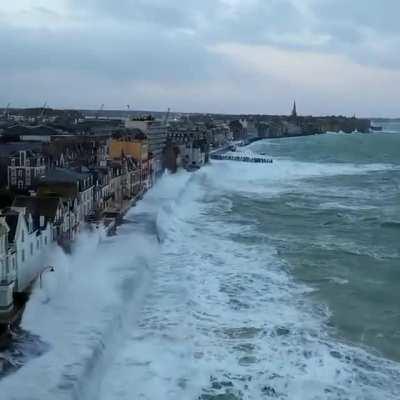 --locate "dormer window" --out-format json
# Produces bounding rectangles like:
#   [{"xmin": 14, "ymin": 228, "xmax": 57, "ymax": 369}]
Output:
[{"xmin": 11, "ymin": 158, "xmax": 15, "ymax": 166}]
